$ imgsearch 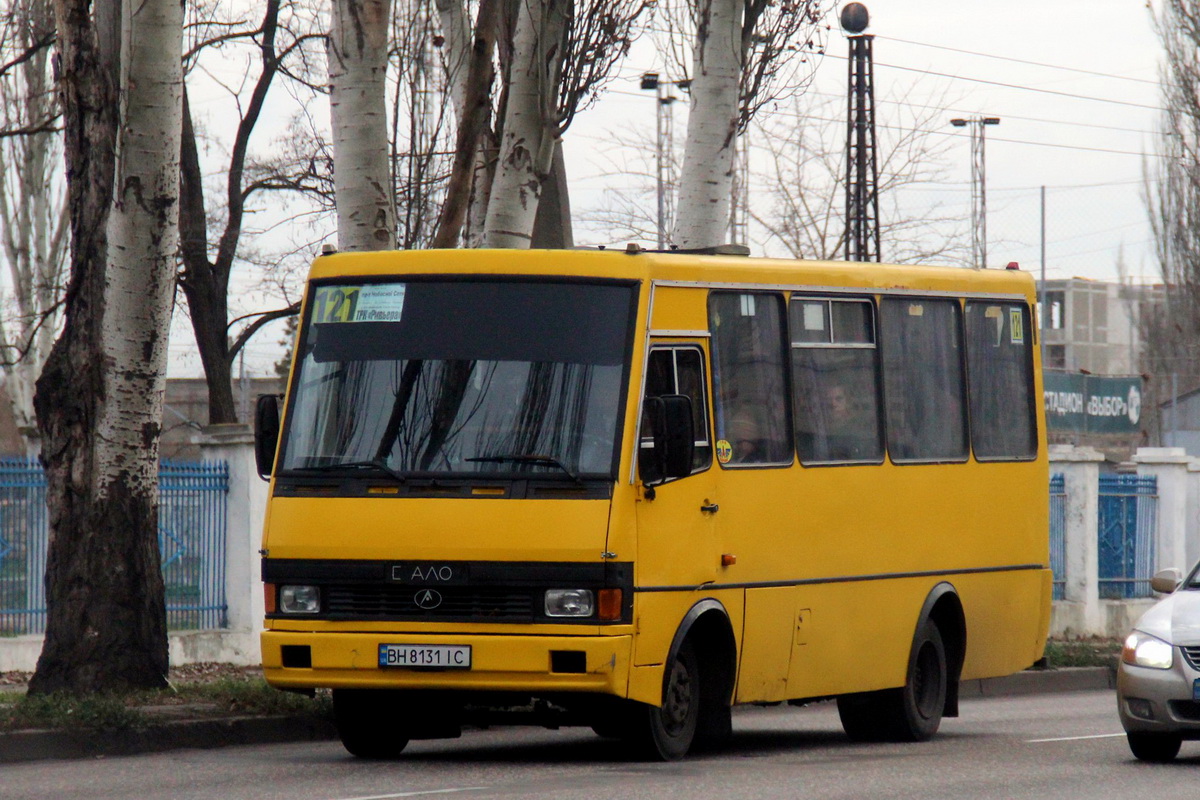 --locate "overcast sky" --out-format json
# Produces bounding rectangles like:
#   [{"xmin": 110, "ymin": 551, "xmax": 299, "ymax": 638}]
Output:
[{"xmin": 567, "ymin": 0, "xmax": 1164, "ymax": 284}]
